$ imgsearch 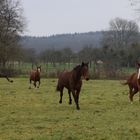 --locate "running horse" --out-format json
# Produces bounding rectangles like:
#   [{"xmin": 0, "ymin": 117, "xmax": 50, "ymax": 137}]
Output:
[
  {"xmin": 29, "ymin": 66, "xmax": 41, "ymax": 89},
  {"xmin": 0, "ymin": 72, "xmax": 13, "ymax": 83},
  {"xmin": 56, "ymin": 62, "xmax": 89, "ymax": 110},
  {"xmin": 123, "ymin": 62, "xmax": 140, "ymax": 103}
]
